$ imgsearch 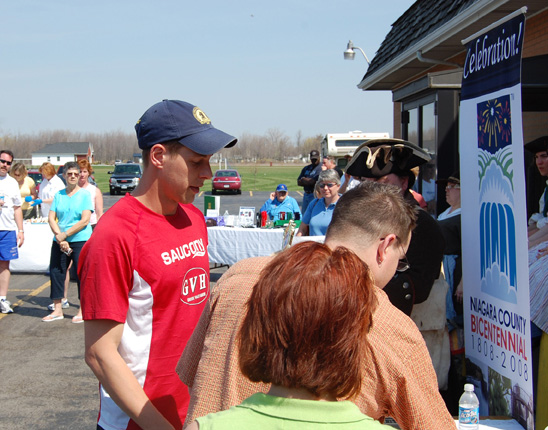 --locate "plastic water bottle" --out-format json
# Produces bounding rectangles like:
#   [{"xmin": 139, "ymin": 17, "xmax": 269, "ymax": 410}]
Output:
[{"xmin": 459, "ymin": 383, "xmax": 479, "ymax": 429}]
